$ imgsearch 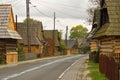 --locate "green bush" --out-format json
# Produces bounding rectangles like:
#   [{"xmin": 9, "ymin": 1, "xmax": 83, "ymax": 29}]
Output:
[
  {"xmin": 89, "ymin": 51, "xmax": 99, "ymax": 63},
  {"xmin": 80, "ymin": 46, "xmax": 90, "ymax": 54},
  {"xmin": 18, "ymin": 44, "xmax": 24, "ymax": 54},
  {"xmin": 59, "ymin": 42, "xmax": 67, "ymax": 55}
]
